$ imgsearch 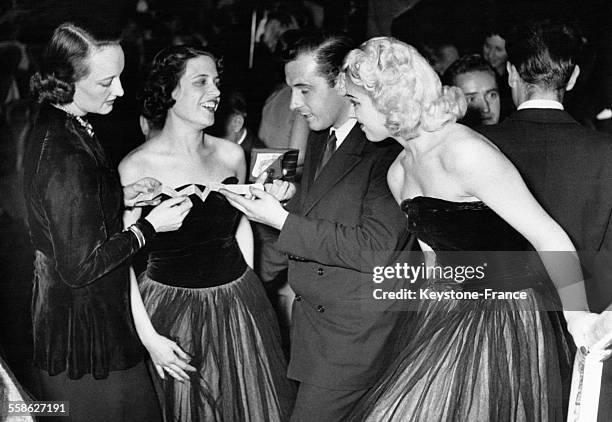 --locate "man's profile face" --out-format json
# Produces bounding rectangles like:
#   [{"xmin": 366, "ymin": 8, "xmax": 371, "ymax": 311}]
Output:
[
  {"xmin": 285, "ymin": 53, "xmax": 349, "ymax": 131},
  {"xmin": 455, "ymin": 70, "xmax": 500, "ymax": 125}
]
